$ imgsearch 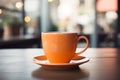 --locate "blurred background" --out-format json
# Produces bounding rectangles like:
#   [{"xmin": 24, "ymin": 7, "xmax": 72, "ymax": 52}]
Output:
[{"xmin": 0, "ymin": 0, "xmax": 119, "ymax": 48}]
